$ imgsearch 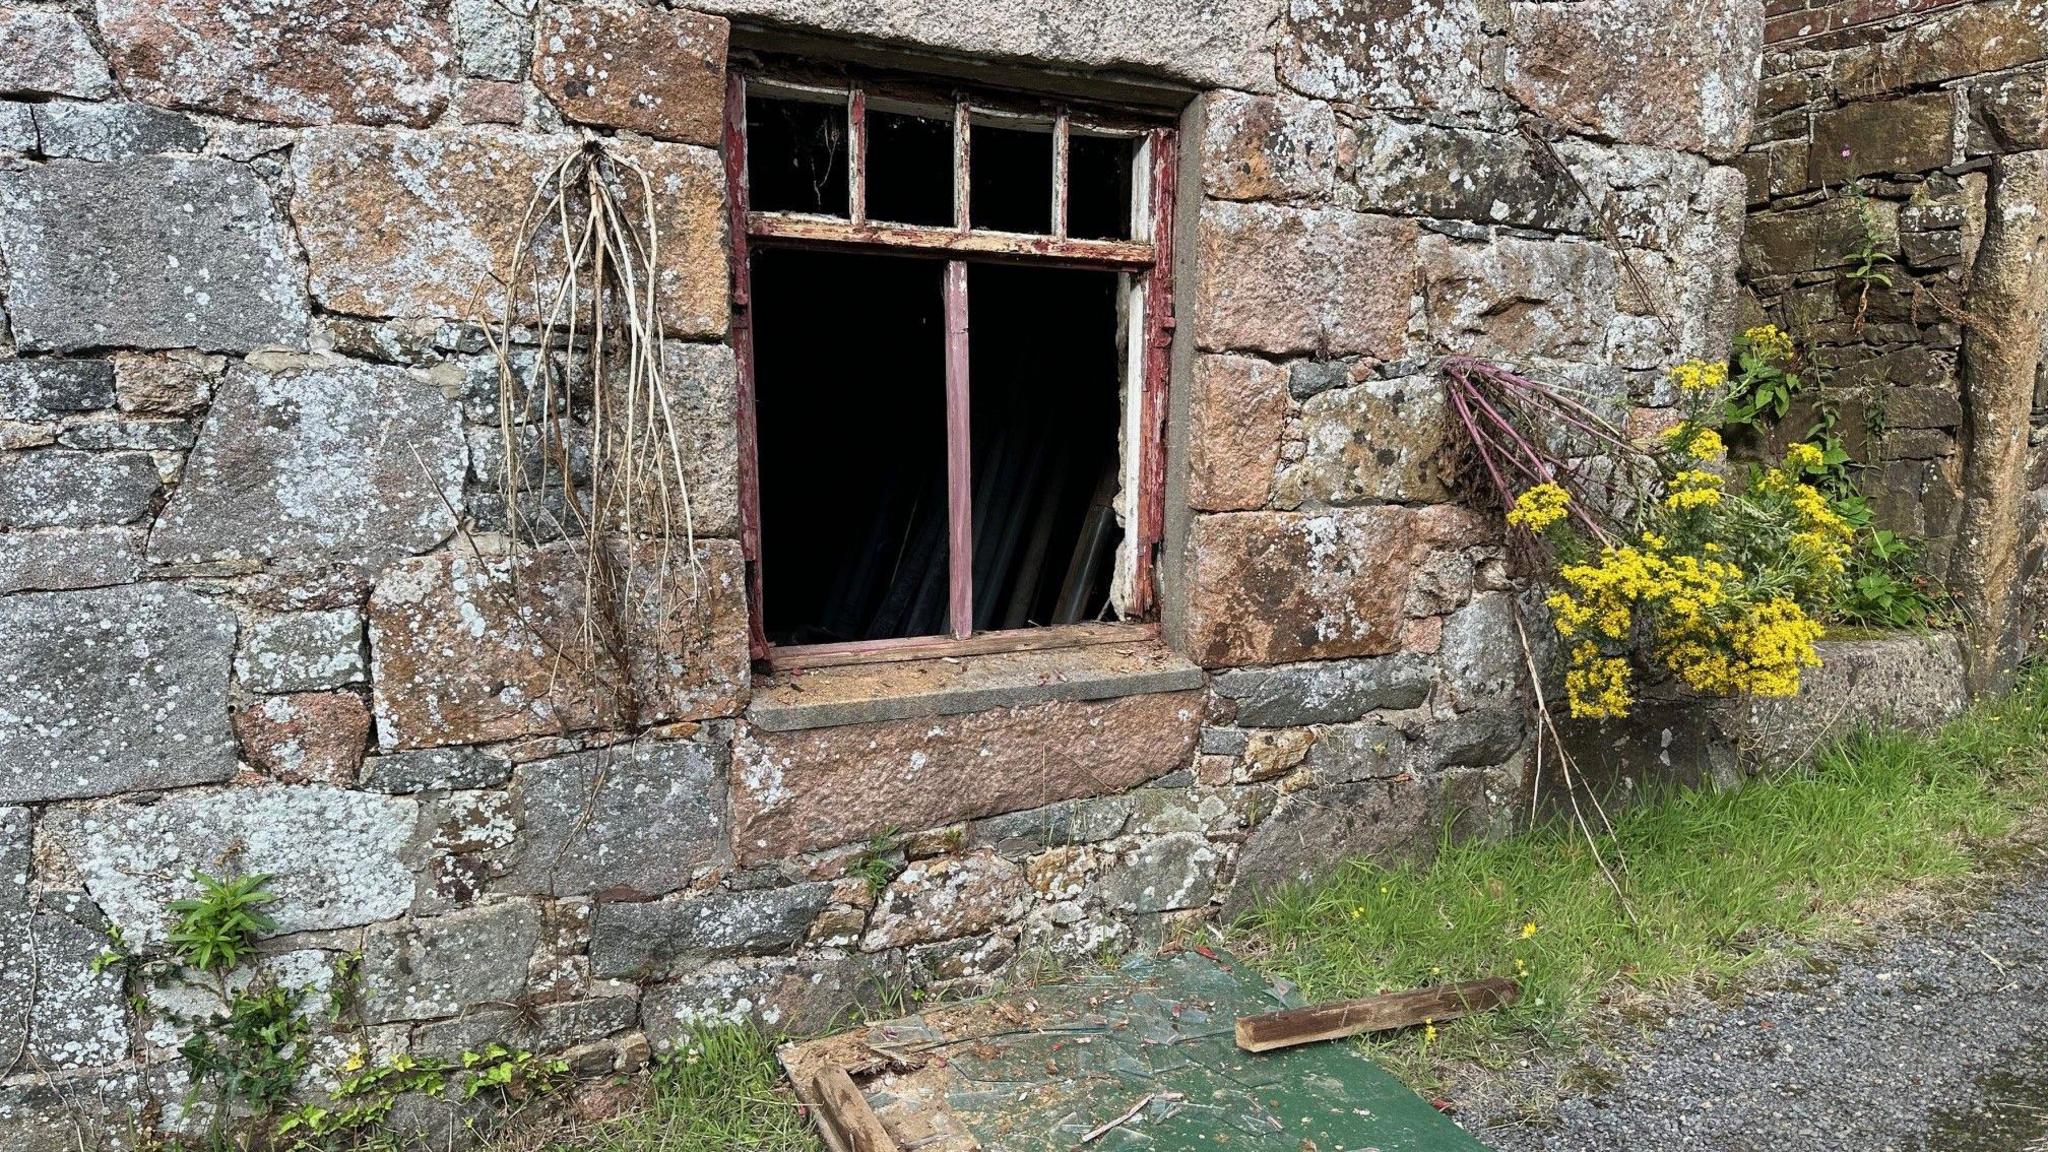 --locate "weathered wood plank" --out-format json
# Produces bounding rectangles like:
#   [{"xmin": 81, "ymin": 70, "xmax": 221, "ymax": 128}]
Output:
[{"xmin": 1234, "ymin": 977, "xmax": 1521, "ymax": 1054}]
